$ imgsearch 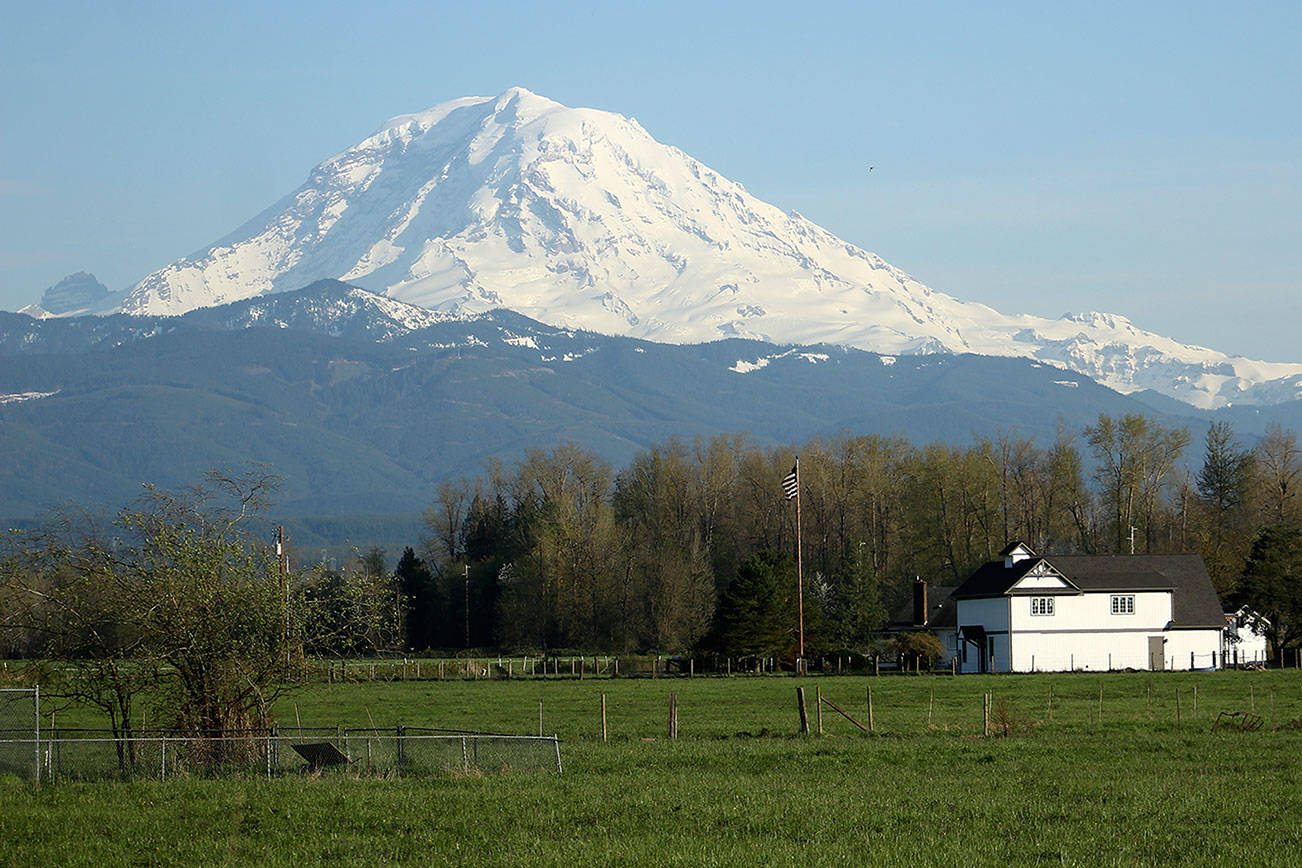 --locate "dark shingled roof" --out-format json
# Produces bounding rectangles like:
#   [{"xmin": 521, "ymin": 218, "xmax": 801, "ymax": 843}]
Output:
[
  {"xmin": 950, "ymin": 558, "xmax": 1042, "ymax": 598},
  {"xmin": 953, "ymin": 552, "xmax": 1224, "ymax": 629},
  {"xmin": 887, "ymin": 586, "xmax": 958, "ymax": 631}
]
